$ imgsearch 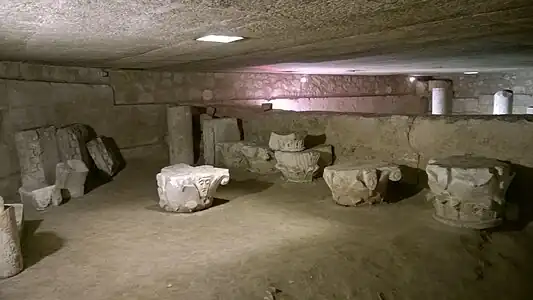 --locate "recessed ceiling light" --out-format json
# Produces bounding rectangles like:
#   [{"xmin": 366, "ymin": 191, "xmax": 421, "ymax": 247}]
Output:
[
  {"xmin": 300, "ymin": 76, "xmax": 308, "ymax": 83},
  {"xmin": 196, "ymin": 35, "xmax": 244, "ymax": 43},
  {"xmin": 409, "ymin": 76, "xmax": 417, "ymax": 83},
  {"xmin": 464, "ymin": 71, "xmax": 479, "ymax": 75}
]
